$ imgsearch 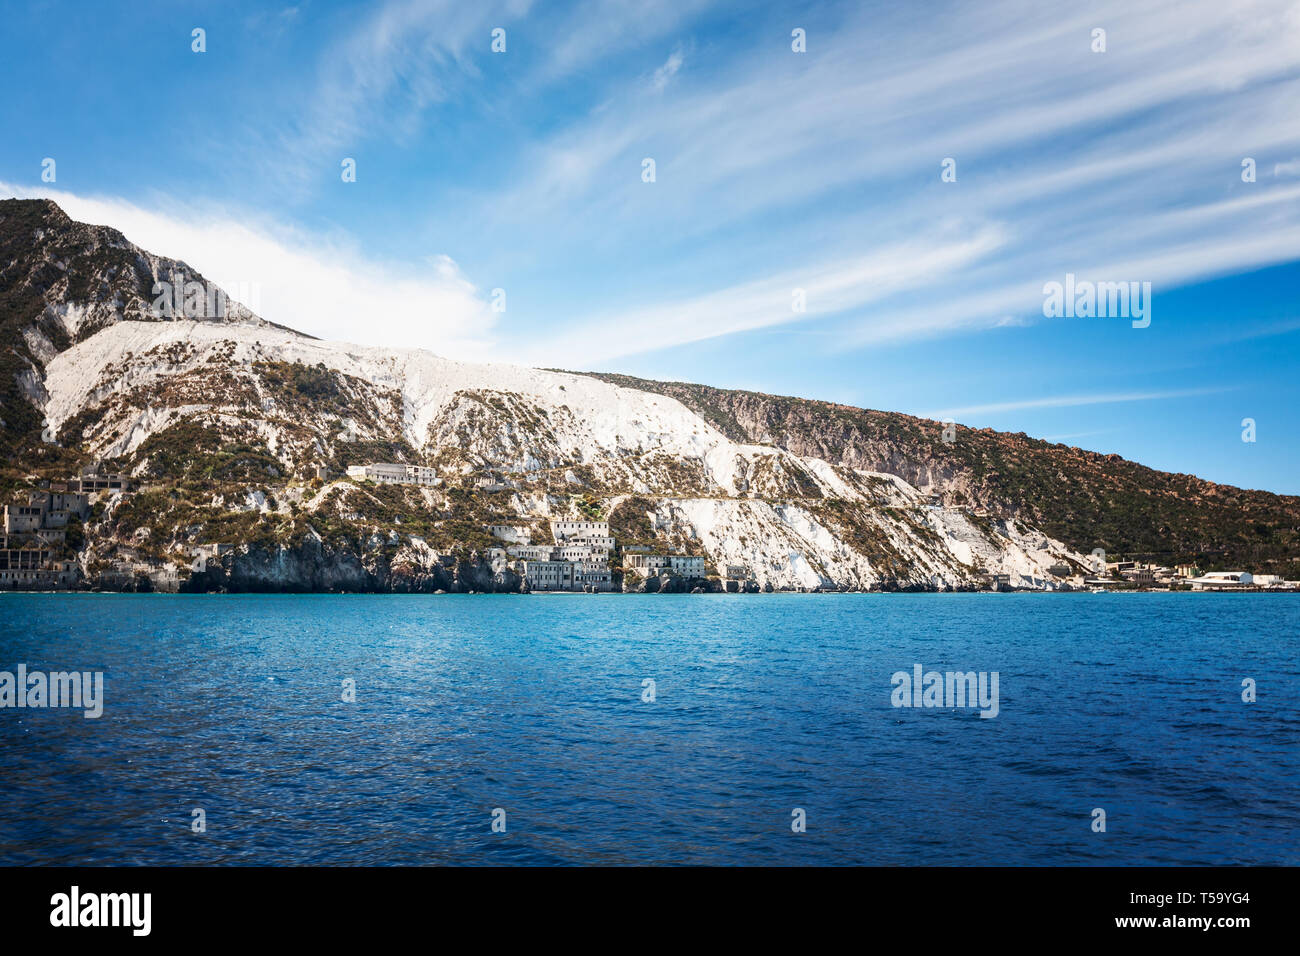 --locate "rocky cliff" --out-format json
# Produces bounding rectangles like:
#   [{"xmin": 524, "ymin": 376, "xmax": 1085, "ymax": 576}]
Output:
[
  {"xmin": 3, "ymin": 198, "xmax": 1295, "ymax": 592},
  {"xmin": 576, "ymin": 373, "xmax": 1300, "ymax": 577}
]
